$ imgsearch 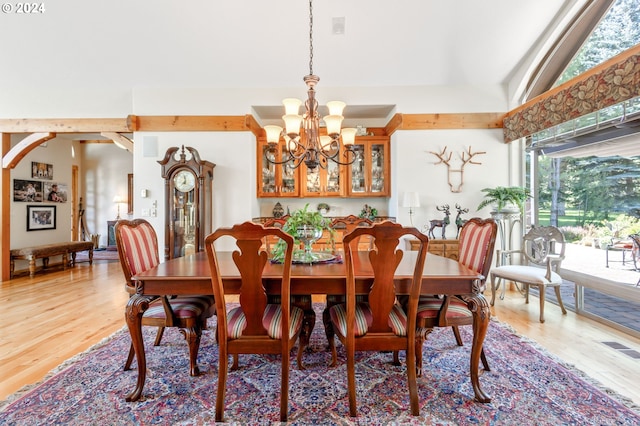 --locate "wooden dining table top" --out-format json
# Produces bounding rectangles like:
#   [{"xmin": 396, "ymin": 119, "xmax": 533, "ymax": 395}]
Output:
[{"xmin": 133, "ymin": 250, "xmax": 483, "ymax": 296}]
